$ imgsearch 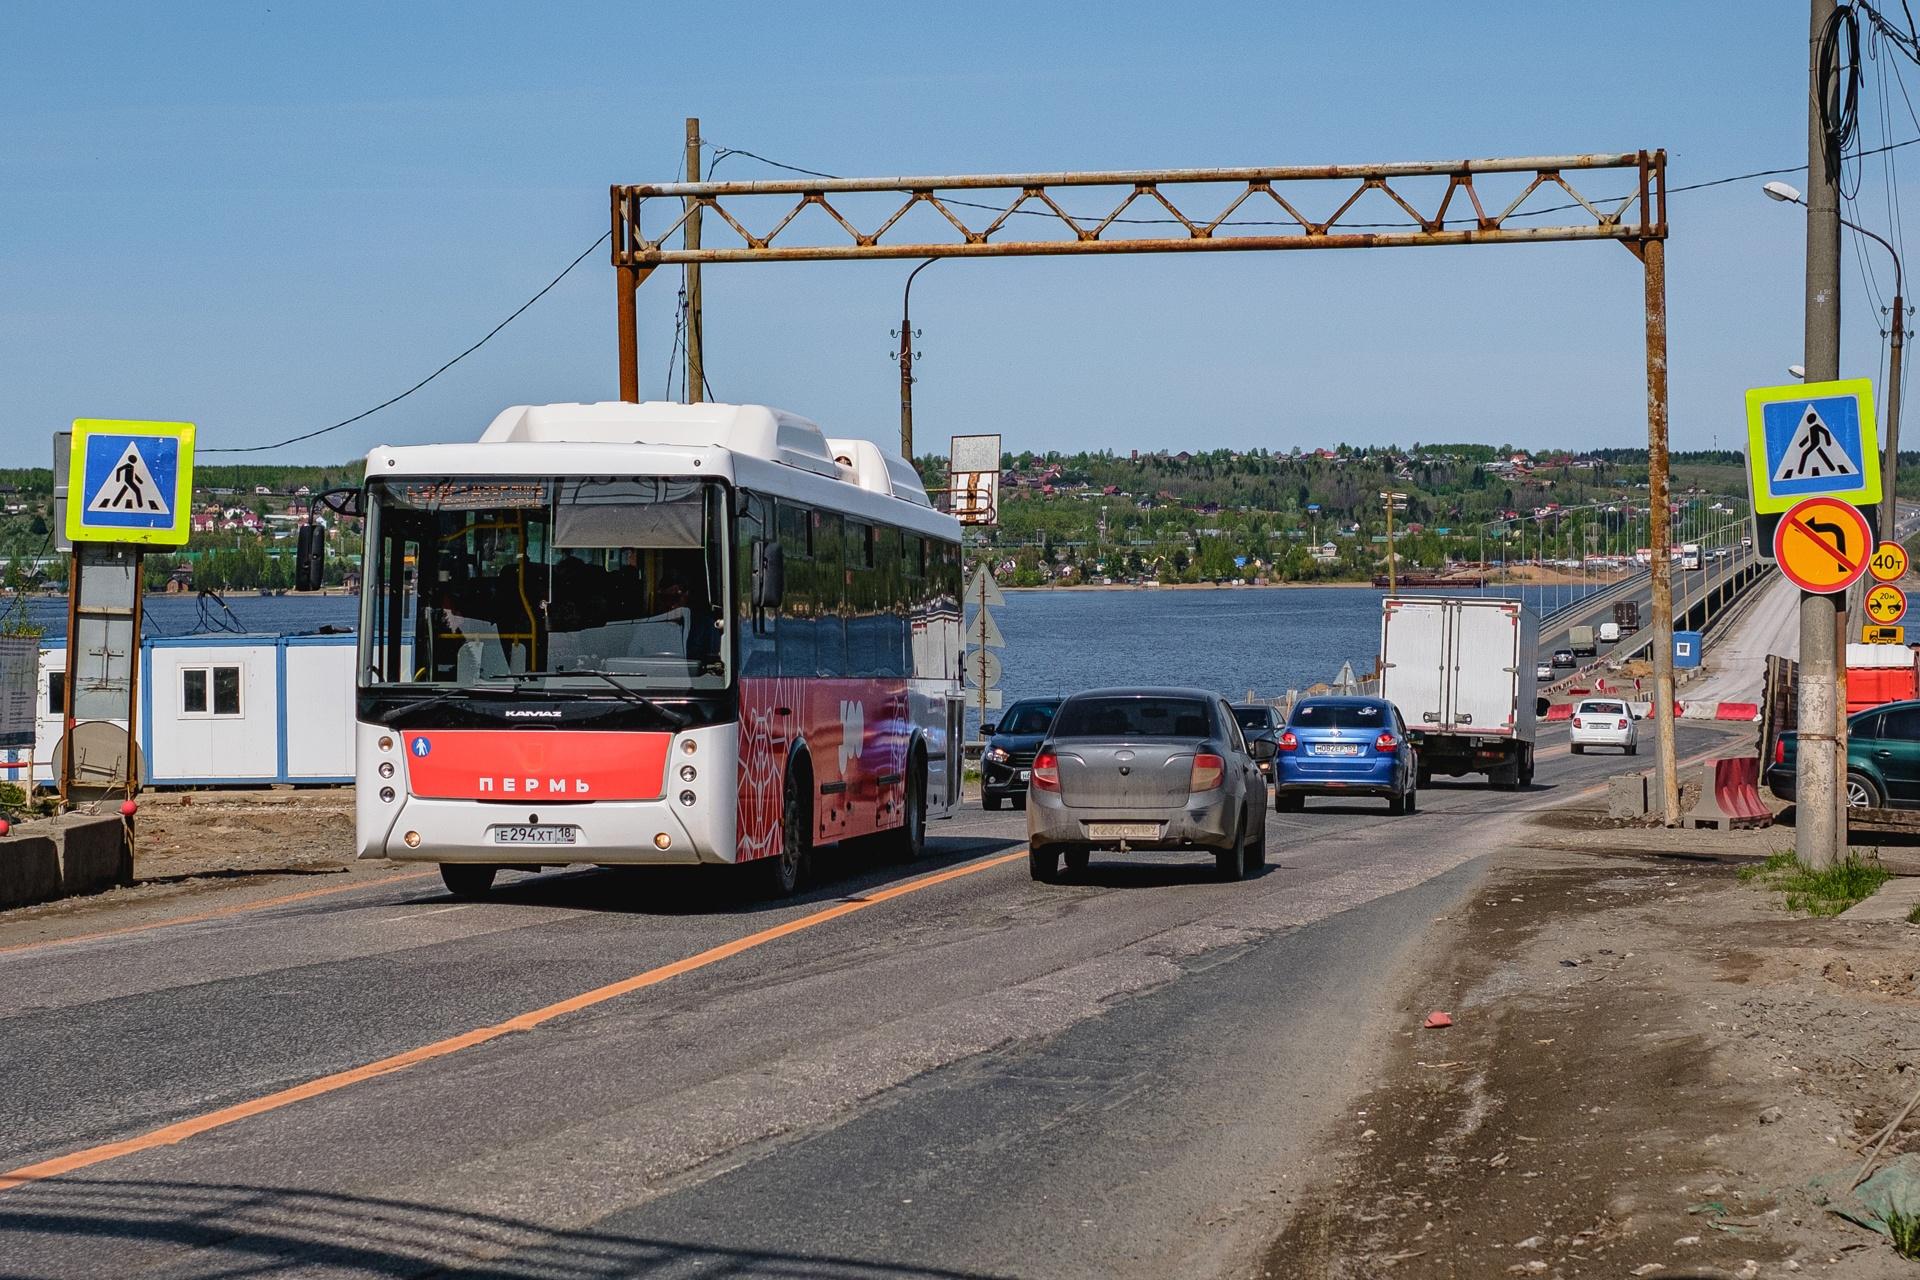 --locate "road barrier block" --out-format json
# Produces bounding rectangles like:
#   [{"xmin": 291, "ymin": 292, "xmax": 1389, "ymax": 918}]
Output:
[
  {"xmin": 1608, "ymin": 771, "xmax": 1649, "ymax": 818},
  {"xmin": 1684, "ymin": 757, "xmax": 1772, "ymax": 830},
  {"xmin": 1545, "ymin": 703, "xmax": 1574, "ymax": 721},
  {"xmin": 1715, "ymin": 701, "xmax": 1761, "ymax": 722}
]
